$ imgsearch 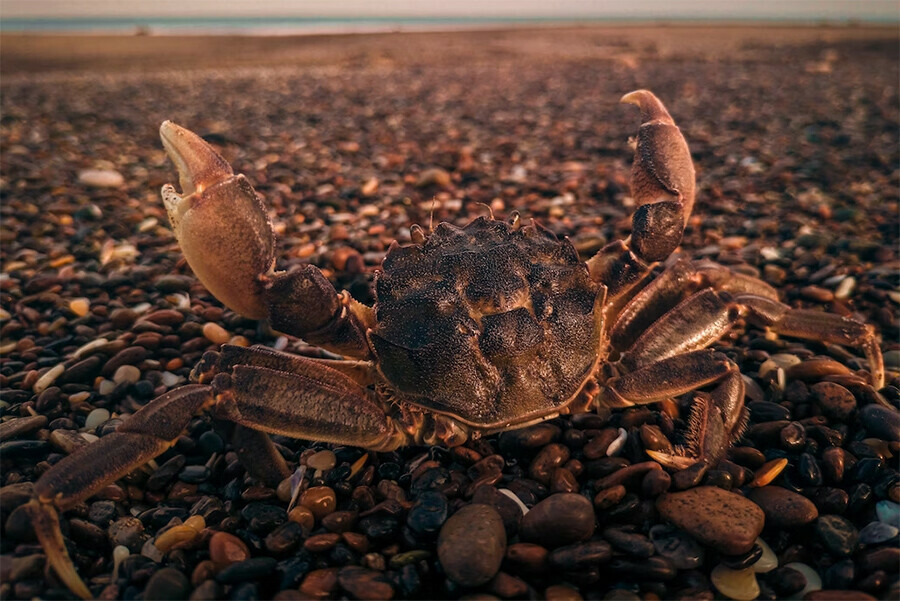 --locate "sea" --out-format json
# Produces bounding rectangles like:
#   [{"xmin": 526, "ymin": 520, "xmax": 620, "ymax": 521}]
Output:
[{"xmin": 0, "ymin": 16, "xmax": 628, "ymax": 36}]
